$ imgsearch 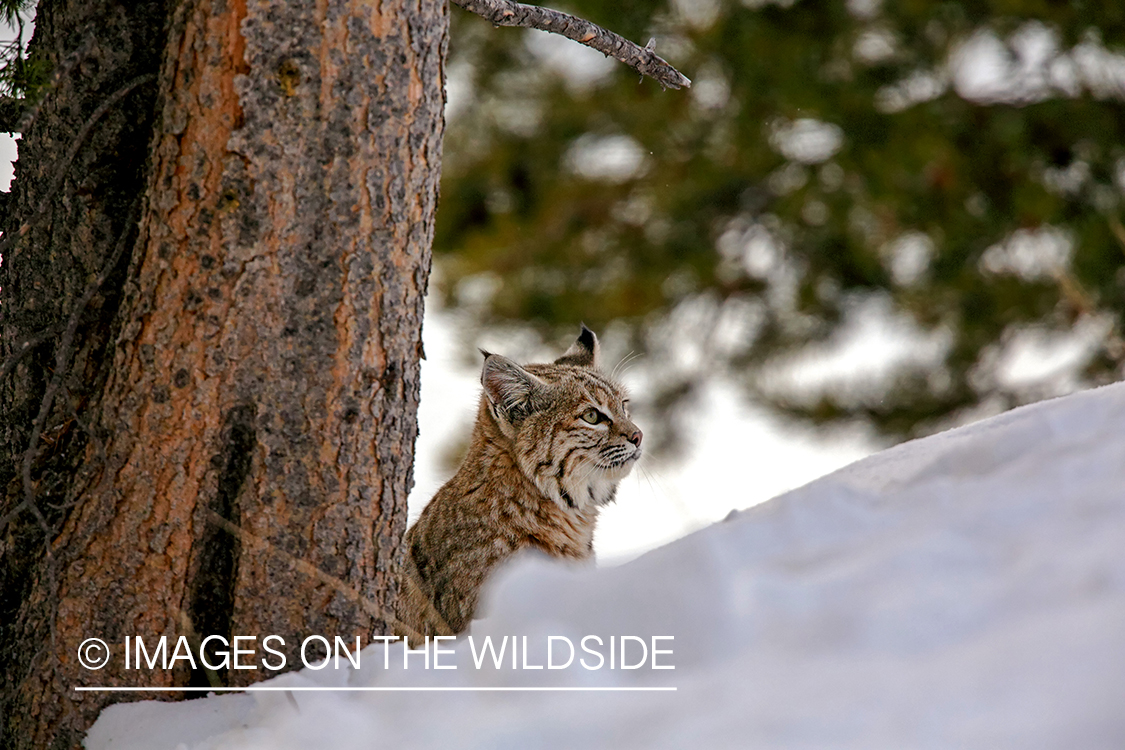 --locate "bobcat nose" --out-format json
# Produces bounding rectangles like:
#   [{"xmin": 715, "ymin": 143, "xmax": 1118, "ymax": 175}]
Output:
[{"xmin": 627, "ymin": 428, "xmax": 643, "ymax": 447}]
